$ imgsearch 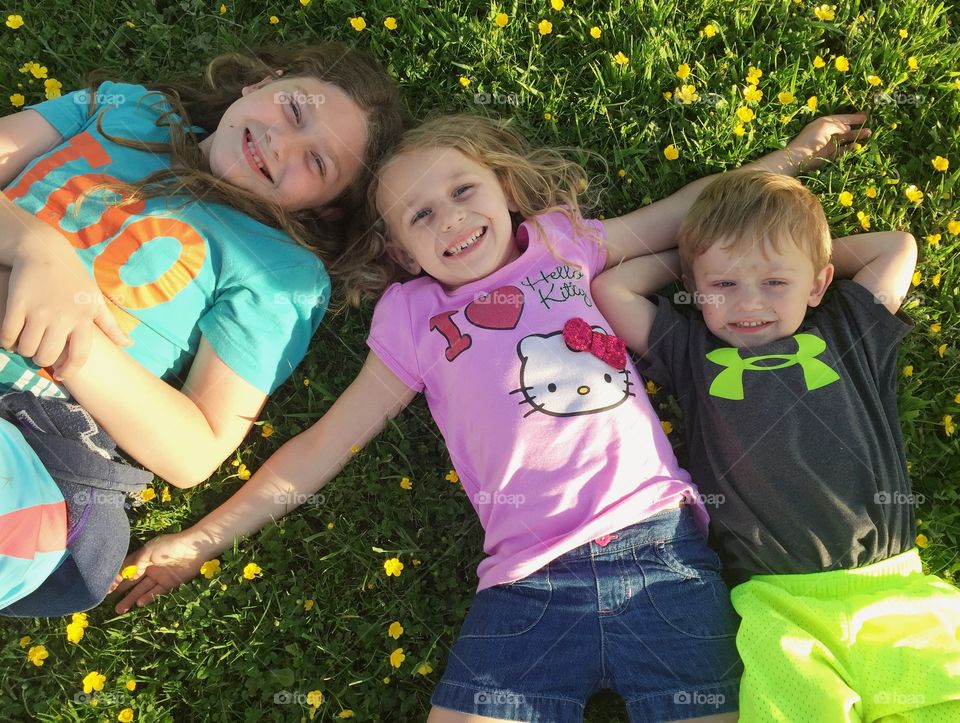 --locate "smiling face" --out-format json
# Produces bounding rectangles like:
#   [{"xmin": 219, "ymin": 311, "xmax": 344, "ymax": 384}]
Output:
[
  {"xmin": 376, "ymin": 146, "xmax": 520, "ymax": 288},
  {"xmin": 689, "ymin": 236, "xmax": 834, "ymax": 348},
  {"xmin": 198, "ymin": 76, "xmax": 368, "ymax": 211}
]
